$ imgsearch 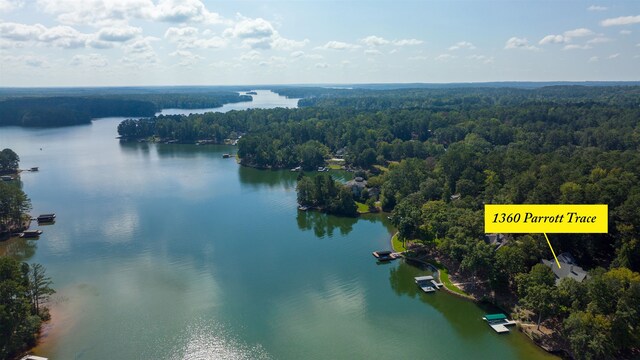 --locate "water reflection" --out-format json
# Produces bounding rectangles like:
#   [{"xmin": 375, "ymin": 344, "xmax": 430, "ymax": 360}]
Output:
[
  {"xmin": 238, "ymin": 167, "xmax": 297, "ymax": 191},
  {"xmin": 296, "ymin": 211, "xmax": 357, "ymax": 238},
  {"xmin": 118, "ymin": 141, "xmax": 152, "ymax": 156},
  {"xmin": 388, "ymin": 260, "xmax": 492, "ymax": 340},
  {"xmin": 0, "ymin": 237, "xmax": 37, "ymax": 261}
]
